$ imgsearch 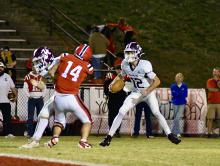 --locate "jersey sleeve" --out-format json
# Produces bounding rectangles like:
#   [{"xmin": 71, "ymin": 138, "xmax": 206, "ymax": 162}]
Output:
[
  {"xmin": 143, "ymin": 61, "xmax": 156, "ymax": 79},
  {"xmin": 86, "ymin": 63, "xmax": 94, "ymax": 75},
  {"xmin": 48, "ymin": 55, "xmax": 61, "ymax": 70}
]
